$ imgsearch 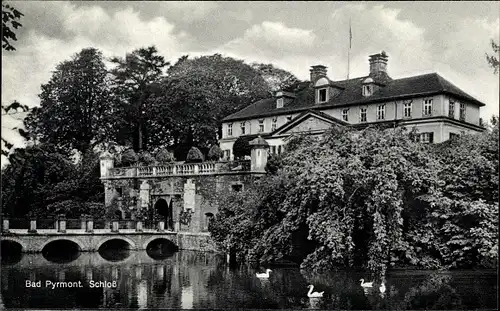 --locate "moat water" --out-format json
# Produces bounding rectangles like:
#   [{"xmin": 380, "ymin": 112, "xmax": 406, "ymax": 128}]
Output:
[{"xmin": 1, "ymin": 249, "xmax": 498, "ymax": 309}]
